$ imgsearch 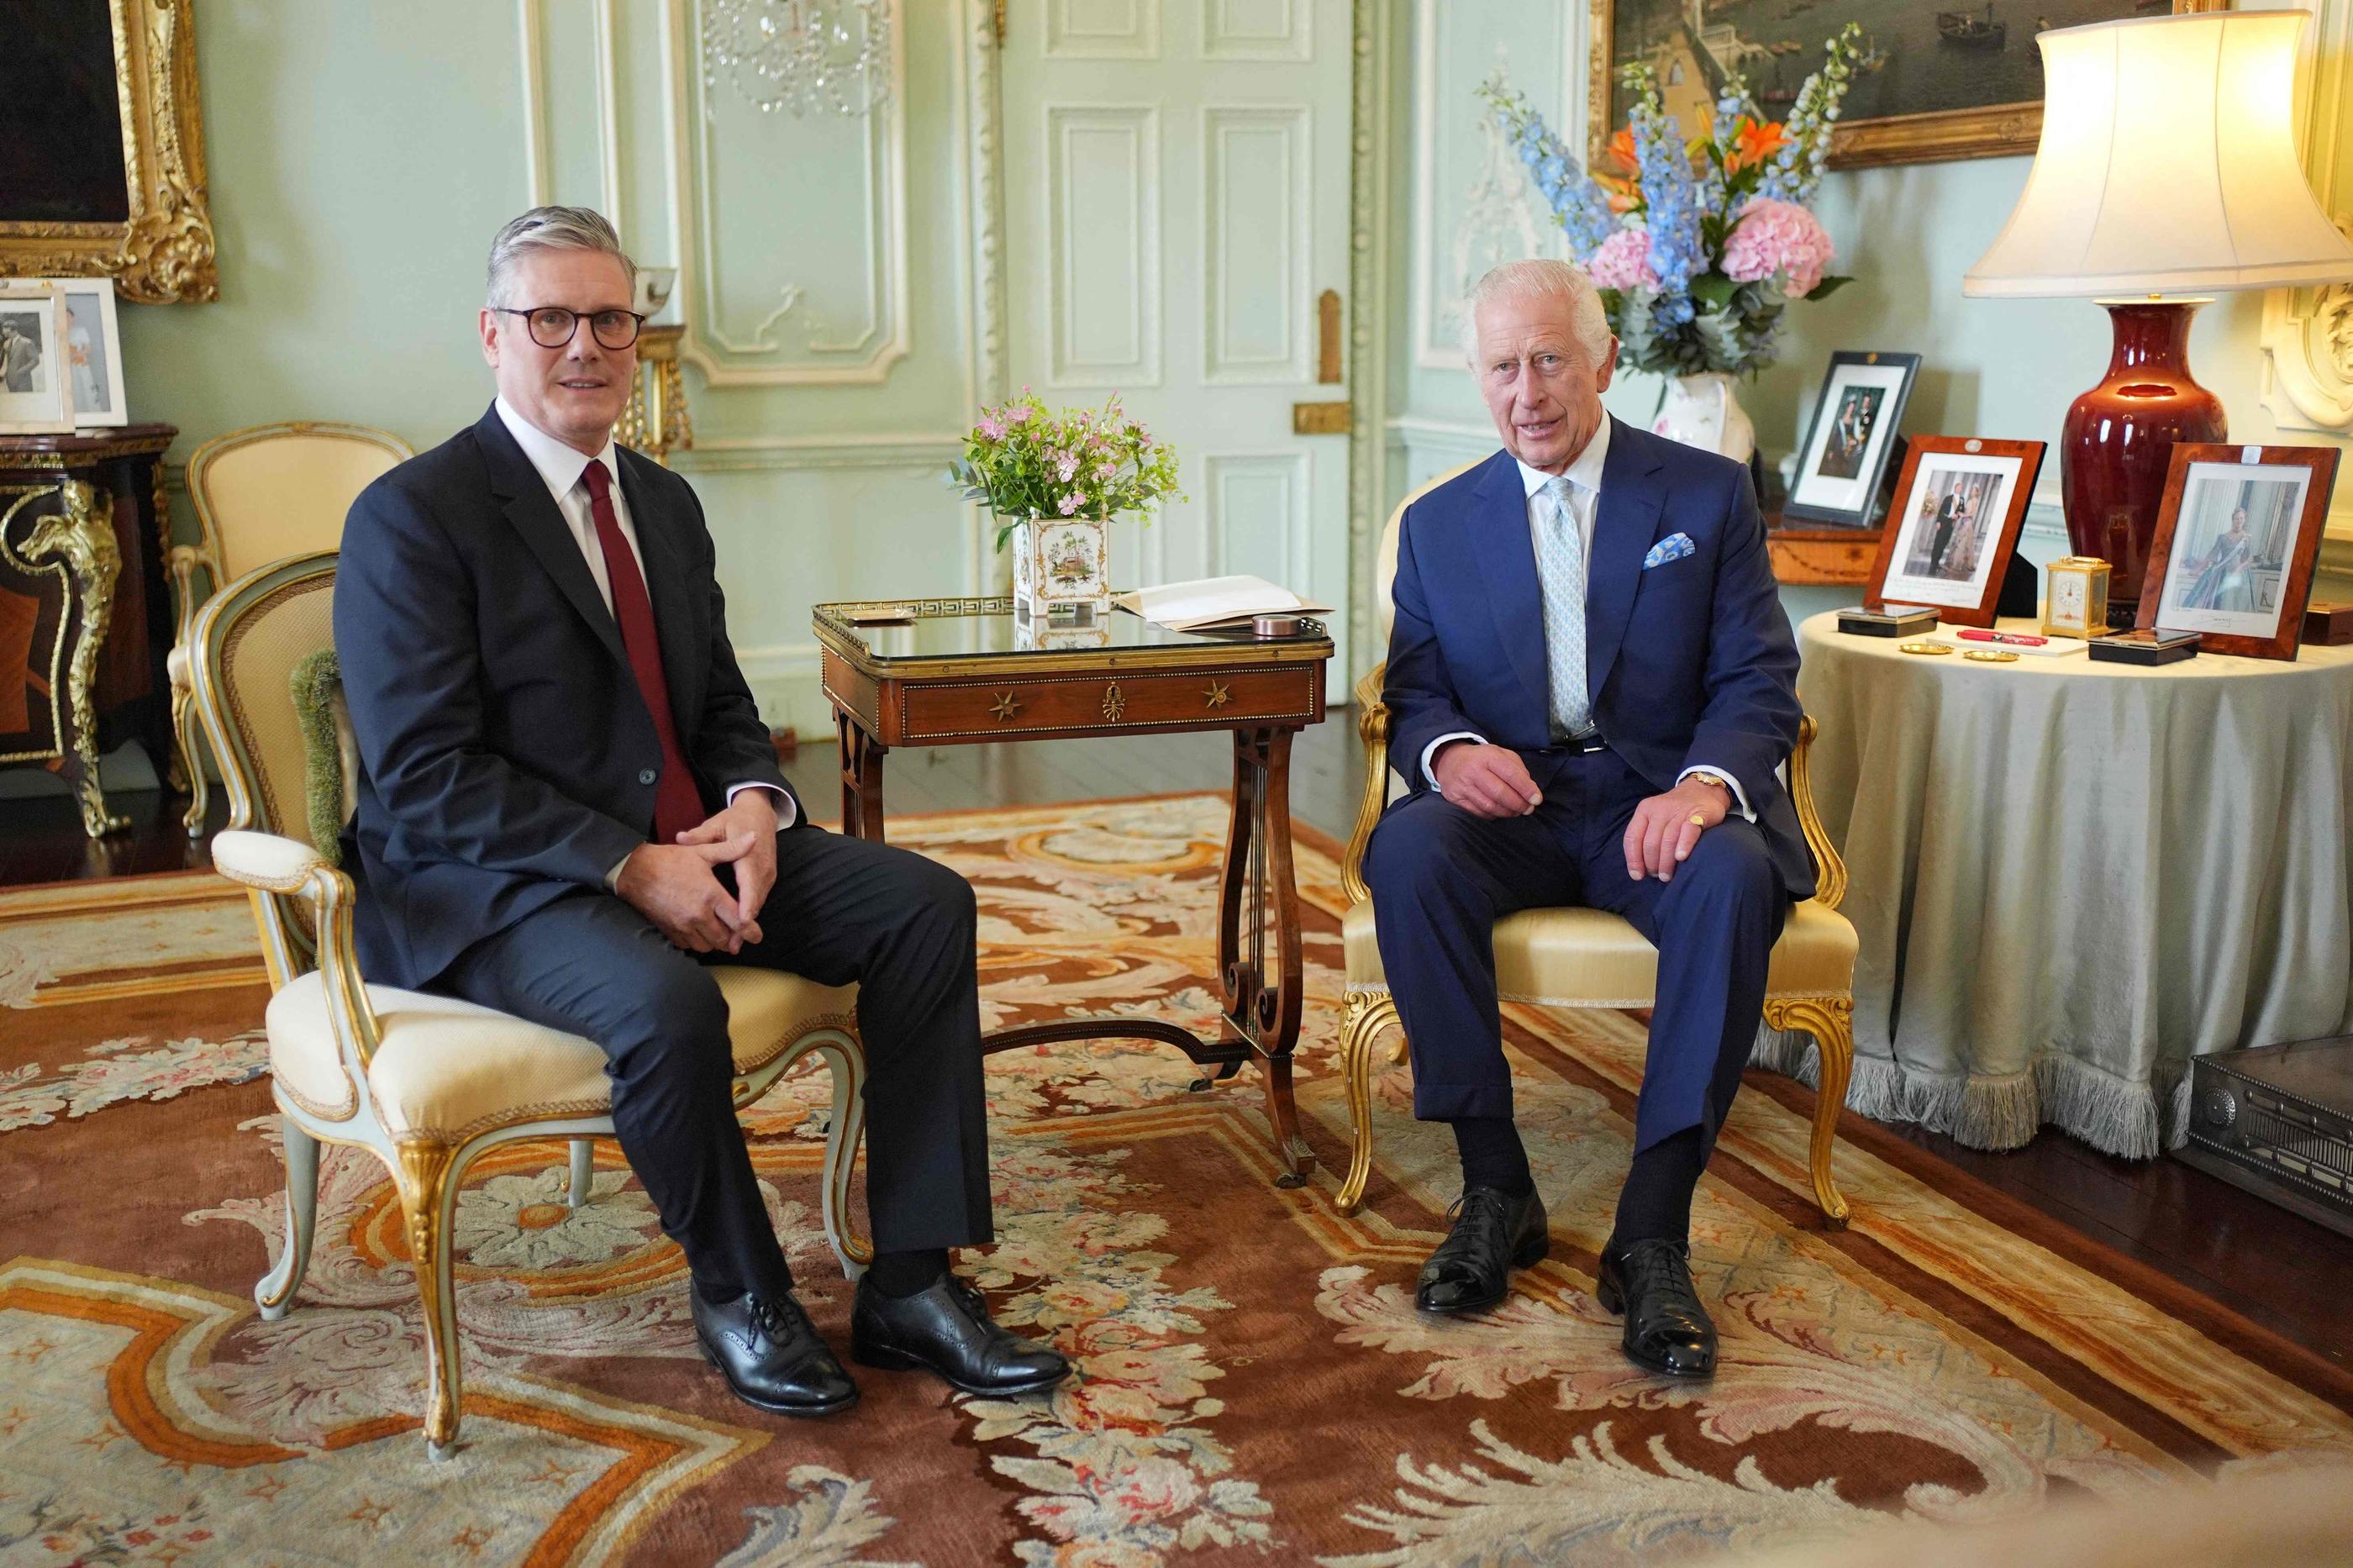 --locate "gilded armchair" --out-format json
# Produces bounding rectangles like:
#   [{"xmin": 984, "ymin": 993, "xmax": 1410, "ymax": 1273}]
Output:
[
  {"xmin": 171, "ymin": 421, "xmax": 413, "ymax": 836},
  {"xmin": 1332, "ymin": 471, "xmax": 1858, "ymax": 1224},
  {"xmin": 188, "ymin": 551, "xmax": 871, "ymax": 1459}
]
